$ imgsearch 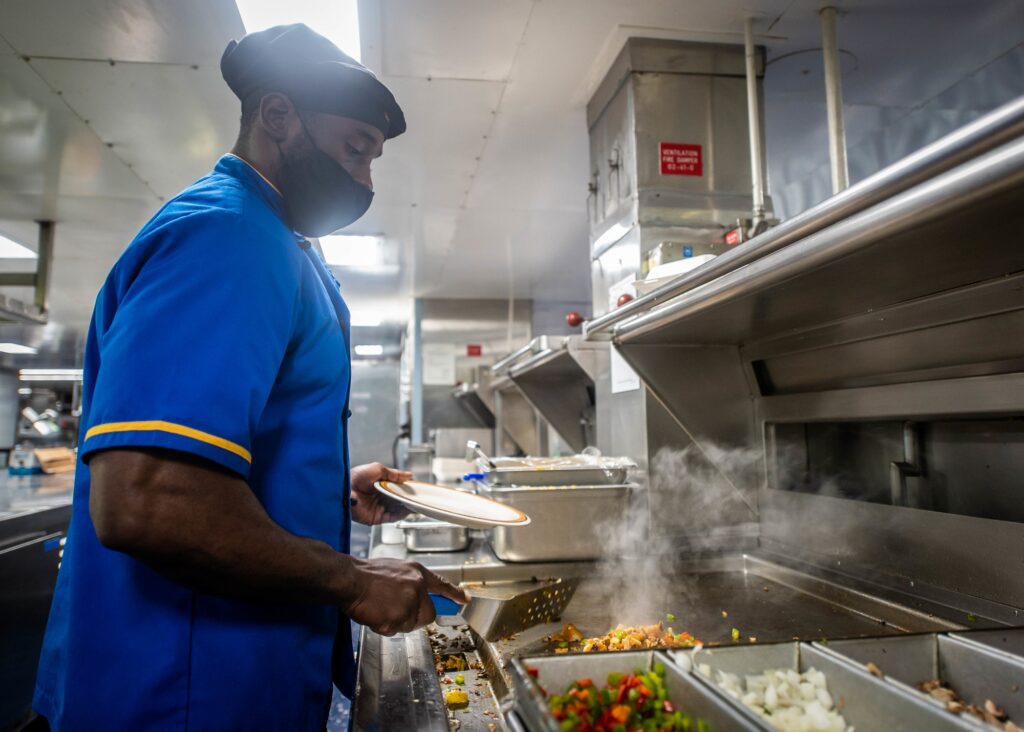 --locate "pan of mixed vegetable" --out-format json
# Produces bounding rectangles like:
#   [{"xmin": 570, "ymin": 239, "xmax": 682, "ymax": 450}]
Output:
[
  {"xmin": 511, "ymin": 650, "xmax": 763, "ymax": 732},
  {"xmin": 541, "ymin": 663, "xmax": 710, "ymax": 732}
]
